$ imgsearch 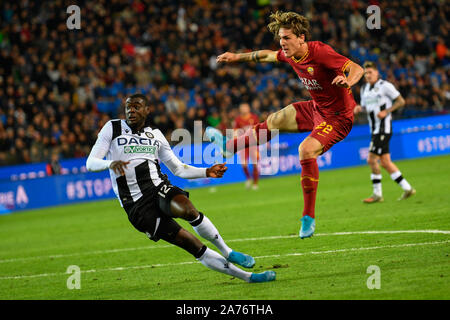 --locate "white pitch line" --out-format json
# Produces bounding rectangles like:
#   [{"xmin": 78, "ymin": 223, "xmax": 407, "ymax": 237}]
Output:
[
  {"xmin": 0, "ymin": 230, "xmax": 450, "ymax": 263},
  {"xmin": 0, "ymin": 229, "xmax": 449, "ymax": 264},
  {"xmin": 0, "ymin": 239, "xmax": 449, "ymax": 280}
]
